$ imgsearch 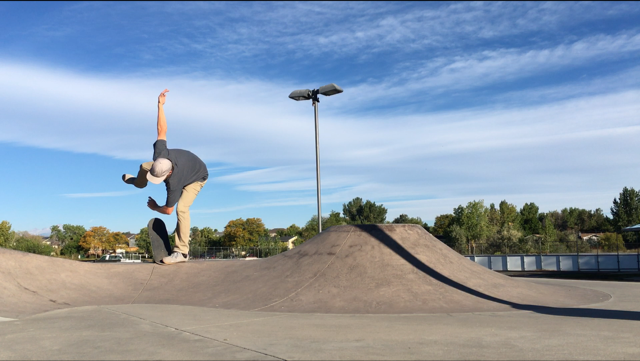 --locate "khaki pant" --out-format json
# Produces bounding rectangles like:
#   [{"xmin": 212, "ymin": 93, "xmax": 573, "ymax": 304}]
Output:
[
  {"xmin": 133, "ymin": 162, "xmax": 206, "ymax": 255},
  {"xmin": 173, "ymin": 180, "xmax": 206, "ymax": 254},
  {"xmin": 132, "ymin": 162, "xmax": 154, "ymax": 189}
]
